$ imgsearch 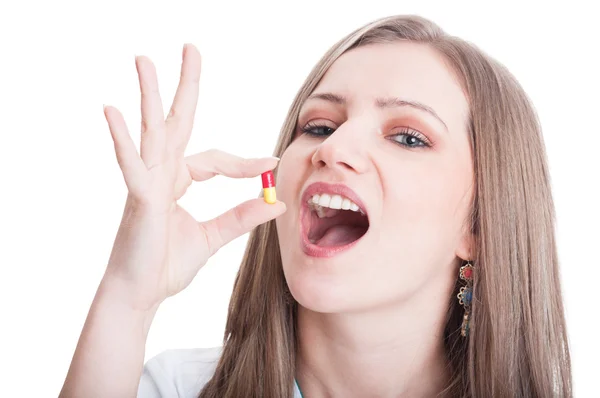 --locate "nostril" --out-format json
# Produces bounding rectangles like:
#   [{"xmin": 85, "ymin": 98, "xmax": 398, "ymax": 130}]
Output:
[{"xmin": 338, "ymin": 161, "xmax": 354, "ymax": 171}]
